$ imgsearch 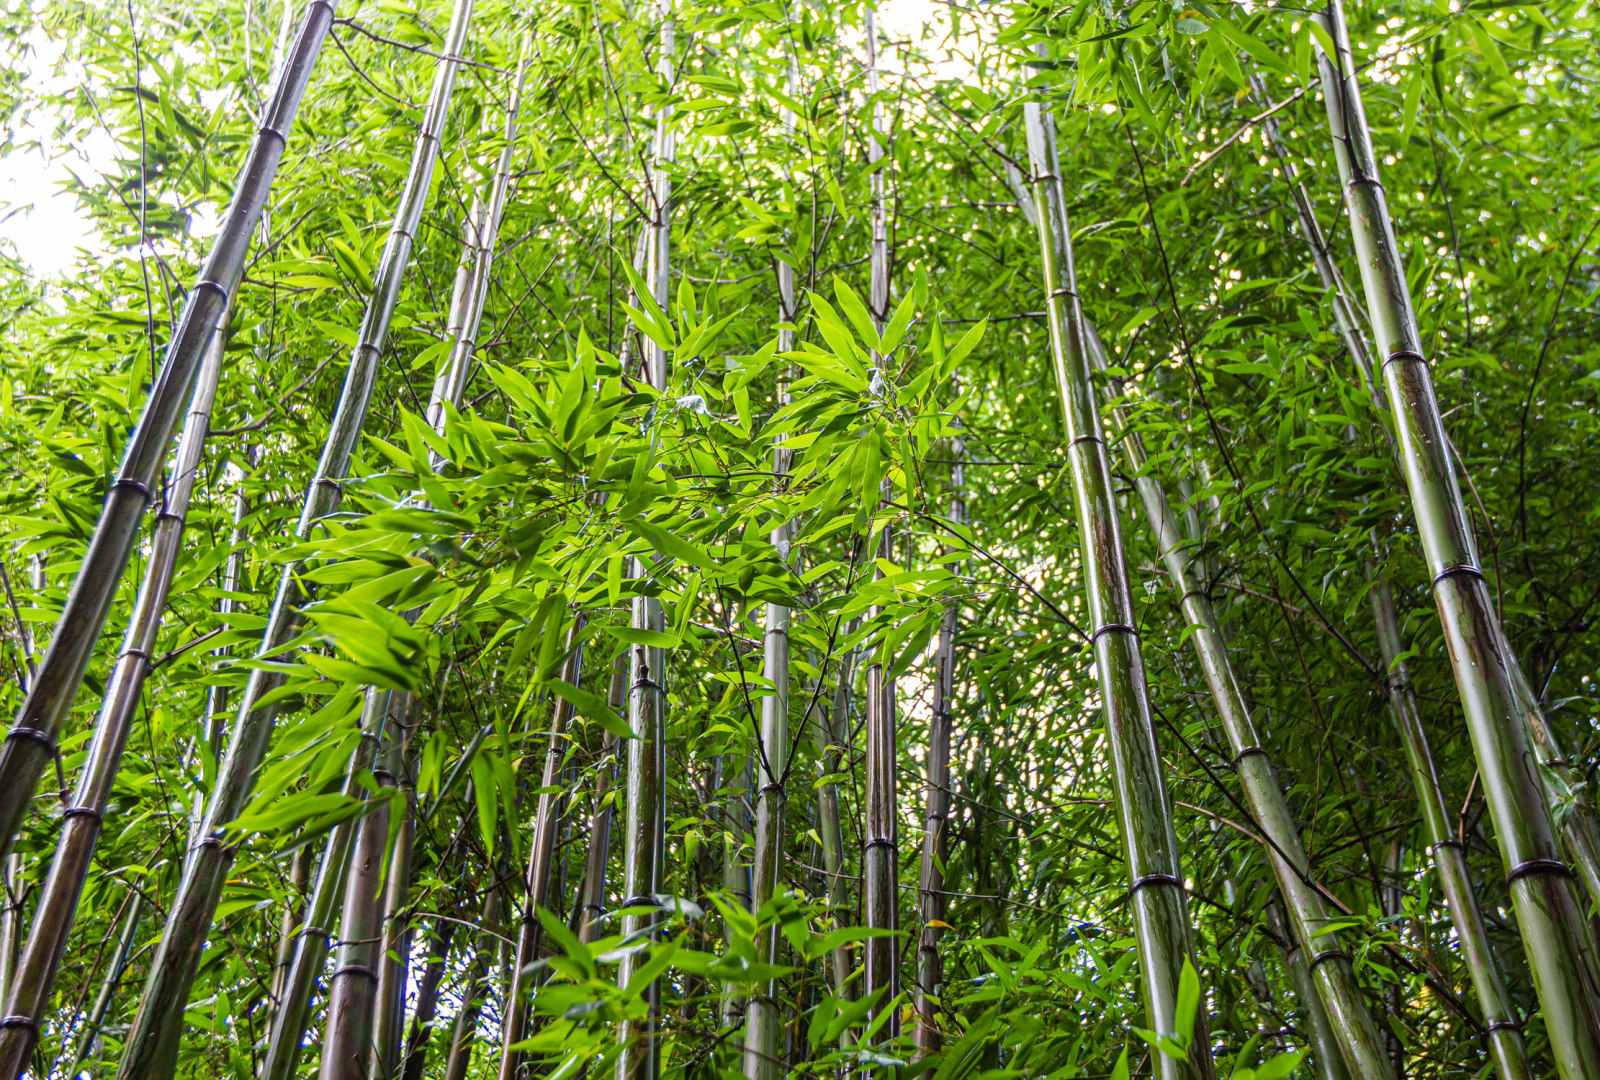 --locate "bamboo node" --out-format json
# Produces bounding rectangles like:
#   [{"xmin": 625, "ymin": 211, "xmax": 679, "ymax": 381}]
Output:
[
  {"xmin": 1128, "ymin": 872, "xmax": 1183, "ymax": 893},
  {"xmin": 62, "ymin": 806, "xmax": 103, "ymax": 825},
  {"xmin": 0, "ymin": 1015, "xmax": 37, "ymax": 1033},
  {"xmin": 1232, "ymin": 746, "xmax": 1270, "ymax": 767},
  {"xmin": 1380, "ymin": 348, "xmax": 1426, "ymax": 370},
  {"xmin": 4, "ymin": 726, "xmax": 54, "ymax": 752},
  {"xmin": 1507, "ymin": 858, "xmax": 1573, "ymax": 885},
  {"xmin": 1431, "ymin": 563, "xmax": 1485, "ymax": 587},
  {"xmin": 1307, "ymin": 949, "xmax": 1350, "ymax": 973},
  {"xmin": 1049, "ymin": 287, "xmax": 1077, "ymax": 300},
  {"xmin": 1087, "ymin": 622, "xmax": 1138, "ymax": 648},
  {"xmin": 330, "ymin": 963, "xmax": 379, "ymax": 982},
  {"xmin": 1485, "ymin": 1019, "xmax": 1522, "ymax": 1035},
  {"xmin": 110, "ymin": 476, "xmax": 155, "ymax": 502}
]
